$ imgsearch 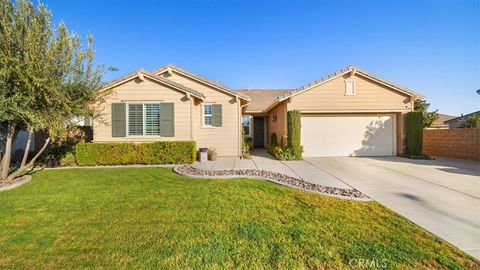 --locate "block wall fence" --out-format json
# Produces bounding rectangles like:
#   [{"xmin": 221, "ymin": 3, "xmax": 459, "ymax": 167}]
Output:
[{"xmin": 423, "ymin": 128, "xmax": 480, "ymax": 160}]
